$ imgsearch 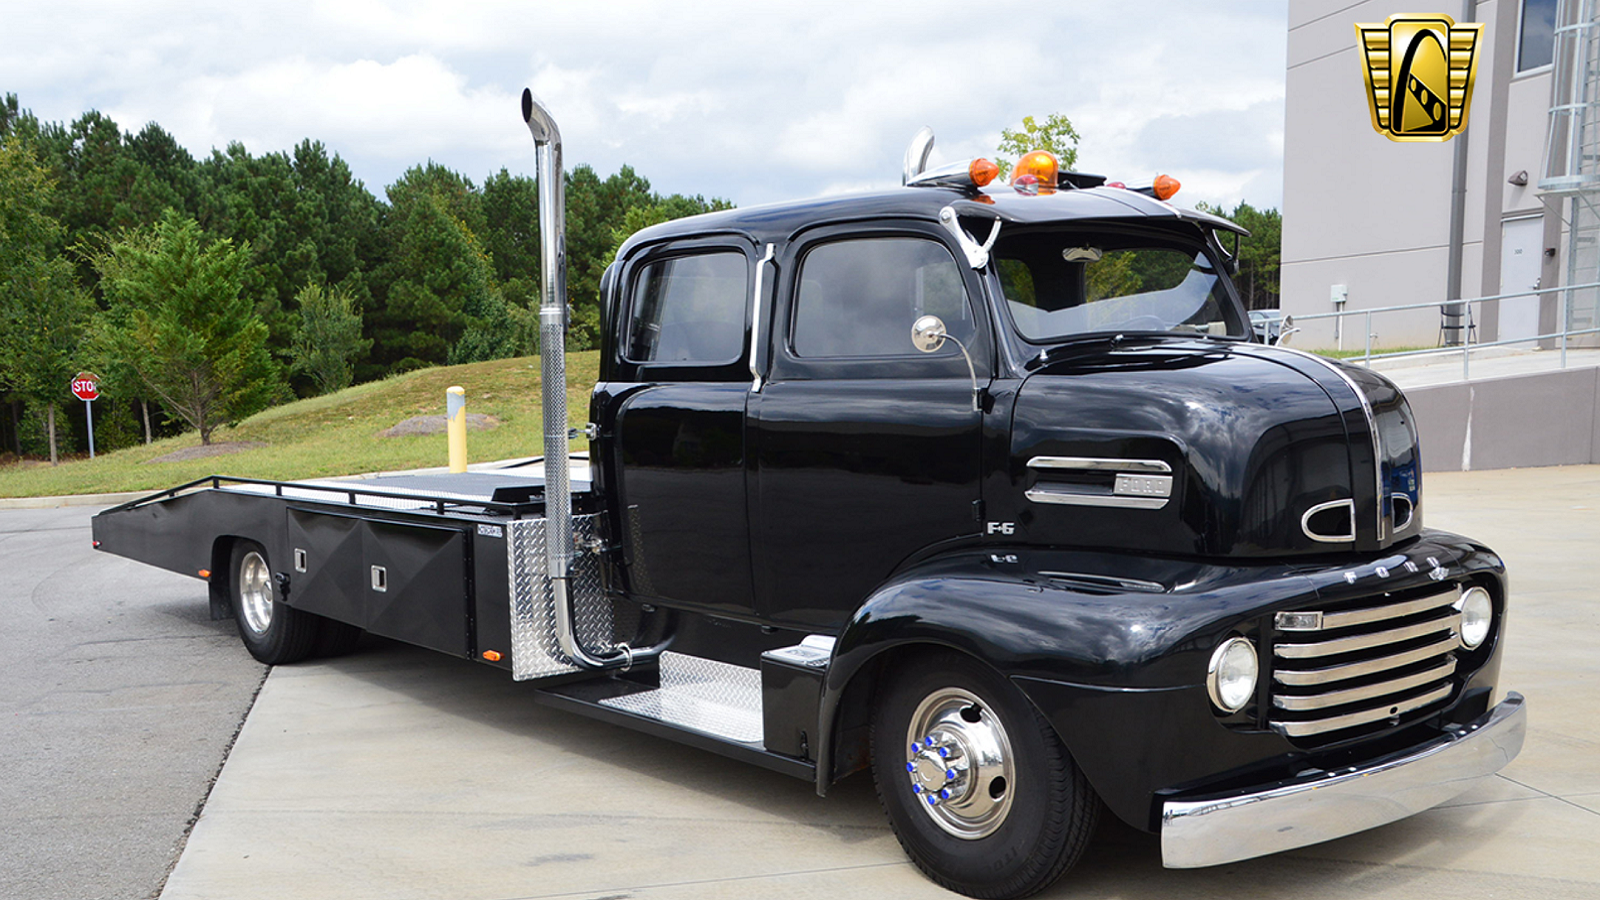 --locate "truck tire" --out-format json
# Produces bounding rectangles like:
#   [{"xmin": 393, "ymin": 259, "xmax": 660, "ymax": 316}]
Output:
[
  {"xmin": 312, "ymin": 617, "xmax": 365, "ymax": 658},
  {"xmin": 230, "ymin": 541, "xmax": 318, "ymax": 665},
  {"xmin": 870, "ymin": 653, "xmax": 1099, "ymax": 899}
]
